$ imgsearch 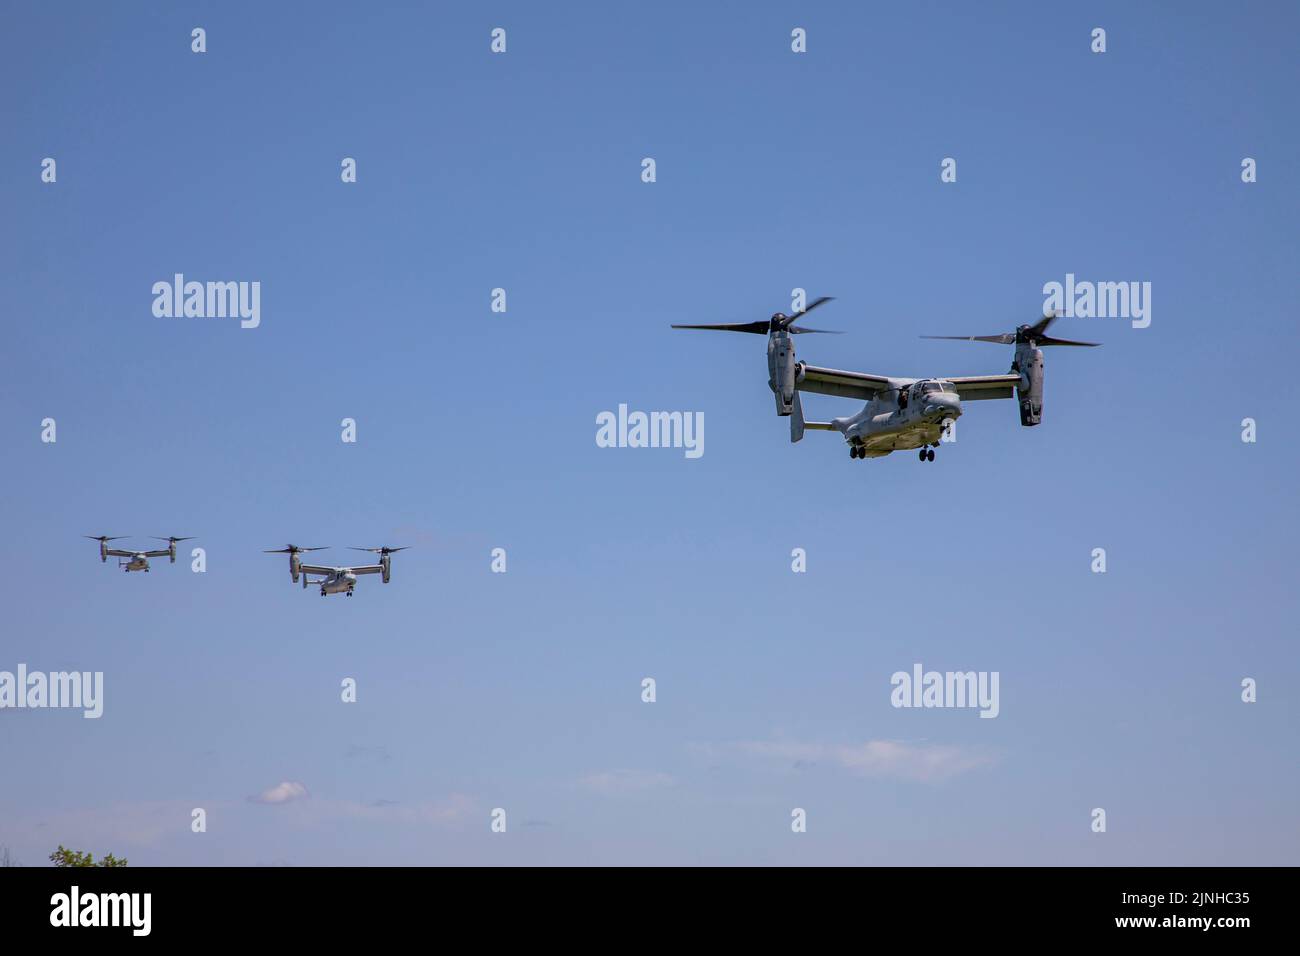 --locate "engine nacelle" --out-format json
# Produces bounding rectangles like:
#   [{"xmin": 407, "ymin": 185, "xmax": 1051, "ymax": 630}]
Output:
[
  {"xmin": 169, "ymin": 542, "xmax": 177, "ymax": 564},
  {"xmin": 1014, "ymin": 344, "xmax": 1044, "ymax": 426},
  {"xmin": 290, "ymin": 552, "xmax": 301, "ymax": 583},
  {"xmin": 381, "ymin": 554, "xmax": 391, "ymax": 584},
  {"xmin": 99, "ymin": 541, "xmax": 107, "ymax": 563},
  {"xmin": 767, "ymin": 331, "xmax": 798, "ymax": 416}
]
